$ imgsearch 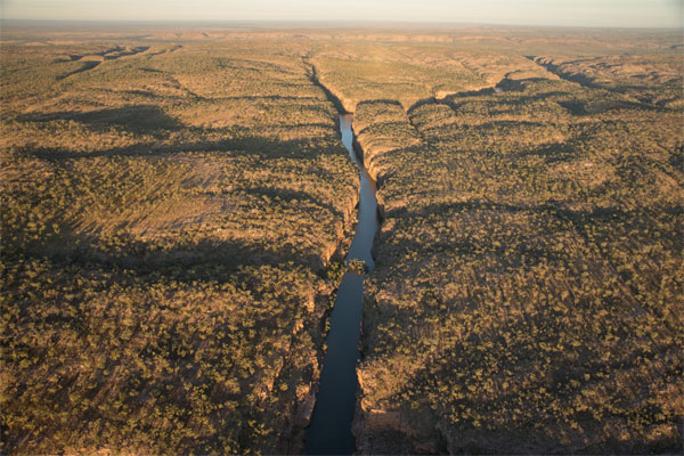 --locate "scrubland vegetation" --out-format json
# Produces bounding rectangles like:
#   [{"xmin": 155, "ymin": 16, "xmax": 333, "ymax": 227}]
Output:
[
  {"xmin": 1, "ymin": 30, "xmax": 357, "ymax": 454},
  {"xmin": 1, "ymin": 25, "xmax": 682, "ymax": 455},
  {"xmin": 340, "ymin": 33, "xmax": 684, "ymax": 454},
  {"xmin": 310, "ymin": 40, "xmax": 549, "ymax": 111}
]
